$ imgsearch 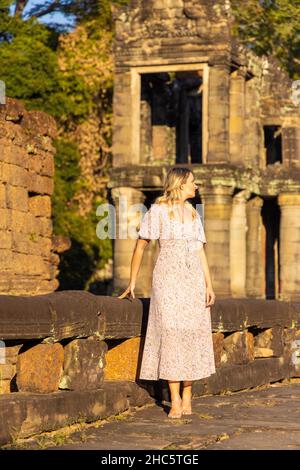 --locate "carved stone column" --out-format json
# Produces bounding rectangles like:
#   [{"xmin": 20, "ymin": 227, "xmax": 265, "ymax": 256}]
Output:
[
  {"xmin": 282, "ymin": 125, "xmax": 300, "ymax": 168},
  {"xmin": 112, "ymin": 187, "xmax": 143, "ymax": 294},
  {"xmin": 111, "ymin": 187, "xmax": 158, "ymax": 297},
  {"xmin": 244, "ymin": 78, "xmax": 262, "ymax": 168},
  {"xmin": 112, "ymin": 70, "xmax": 140, "ymax": 167},
  {"xmin": 229, "ymin": 69, "xmax": 246, "ymax": 166},
  {"xmin": 200, "ymin": 186, "xmax": 234, "ymax": 297},
  {"xmin": 230, "ymin": 190, "xmax": 250, "ymax": 298},
  {"xmin": 207, "ymin": 64, "xmax": 230, "ymax": 163},
  {"xmin": 278, "ymin": 193, "xmax": 300, "ymax": 300},
  {"xmin": 245, "ymin": 196, "xmax": 264, "ymax": 298}
]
